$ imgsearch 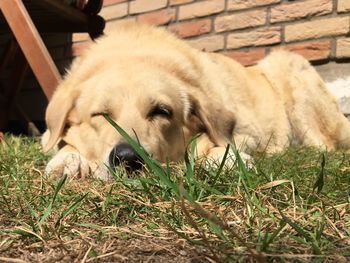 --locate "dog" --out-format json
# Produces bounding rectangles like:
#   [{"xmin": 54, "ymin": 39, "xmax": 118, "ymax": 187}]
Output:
[{"xmin": 42, "ymin": 22, "xmax": 350, "ymax": 180}]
